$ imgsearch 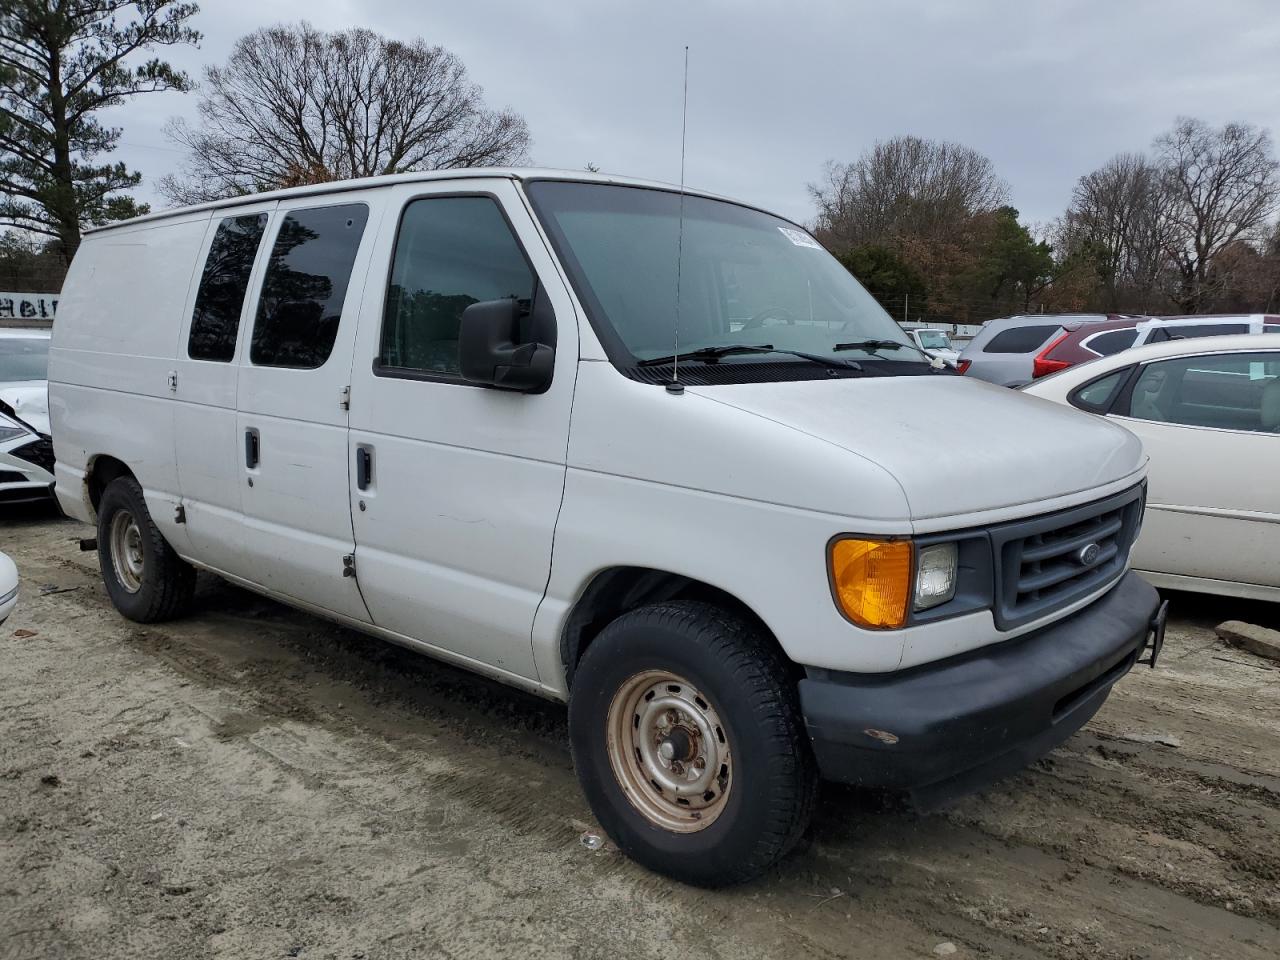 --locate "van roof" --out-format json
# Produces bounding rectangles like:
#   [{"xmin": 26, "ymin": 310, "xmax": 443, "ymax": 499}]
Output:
[{"xmin": 84, "ymin": 167, "xmax": 759, "ymax": 235}]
